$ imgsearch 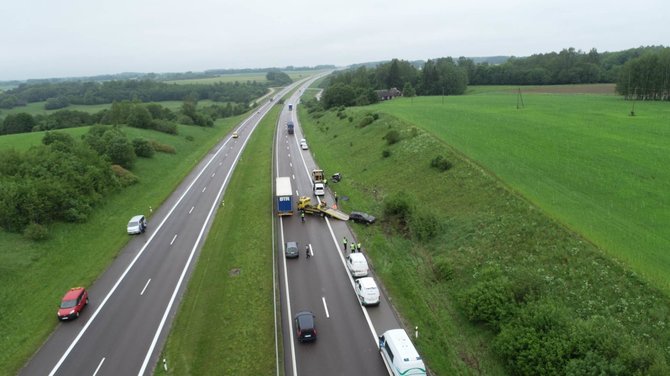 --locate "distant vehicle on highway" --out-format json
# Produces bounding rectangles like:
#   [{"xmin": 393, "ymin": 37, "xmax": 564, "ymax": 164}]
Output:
[
  {"xmin": 349, "ymin": 211, "xmax": 376, "ymax": 224},
  {"xmin": 232, "ymin": 131, "xmax": 239, "ymax": 138},
  {"xmin": 300, "ymin": 139, "xmax": 308, "ymax": 150},
  {"xmin": 57, "ymin": 287, "xmax": 89, "ymax": 321},
  {"xmin": 346, "ymin": 253, "xmax": 369, "ymax": 277},
  {"xmin": 355, "ymin": 277, "xmax": 380, "ymax": 306},
  {"xmin": 294, "ymin": 311, "xmax": 317, "ymax": 342},
  {"xmin": 285, "ymin": 241, "xmax": 299, "ymax": 258},
  {"xmin": 127, "ymin": 215, "xmax": 147, "ymax": 234}
]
